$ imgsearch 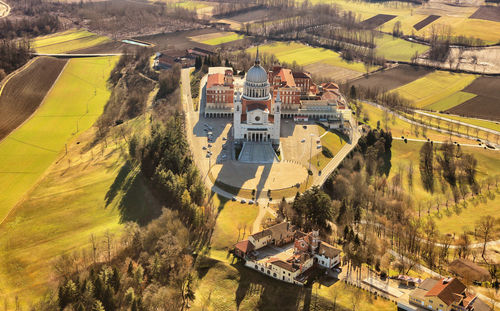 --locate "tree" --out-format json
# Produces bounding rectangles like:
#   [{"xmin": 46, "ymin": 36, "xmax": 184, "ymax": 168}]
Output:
[
  {"xmin": 419, "ymin": 142, "xmax": 434, "ymax": 192},
  {"xmin": 476, "ymin": 215, "xmax": 496, "ymax": 261},
  {"xmin": 292, "ymin": 186, "xmax": 333, "ymax": 231}
]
